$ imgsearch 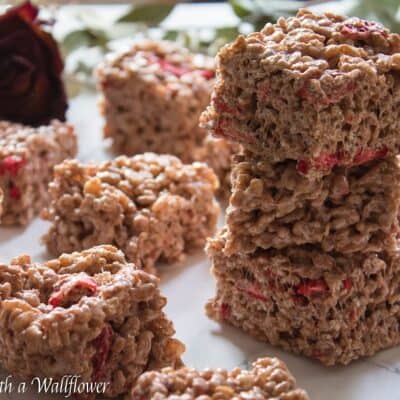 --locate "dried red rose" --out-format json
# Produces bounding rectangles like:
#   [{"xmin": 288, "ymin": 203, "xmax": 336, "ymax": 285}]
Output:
[{"xmin": 0, "ymin": 1, "xmax": 67, "ymax": 126}]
